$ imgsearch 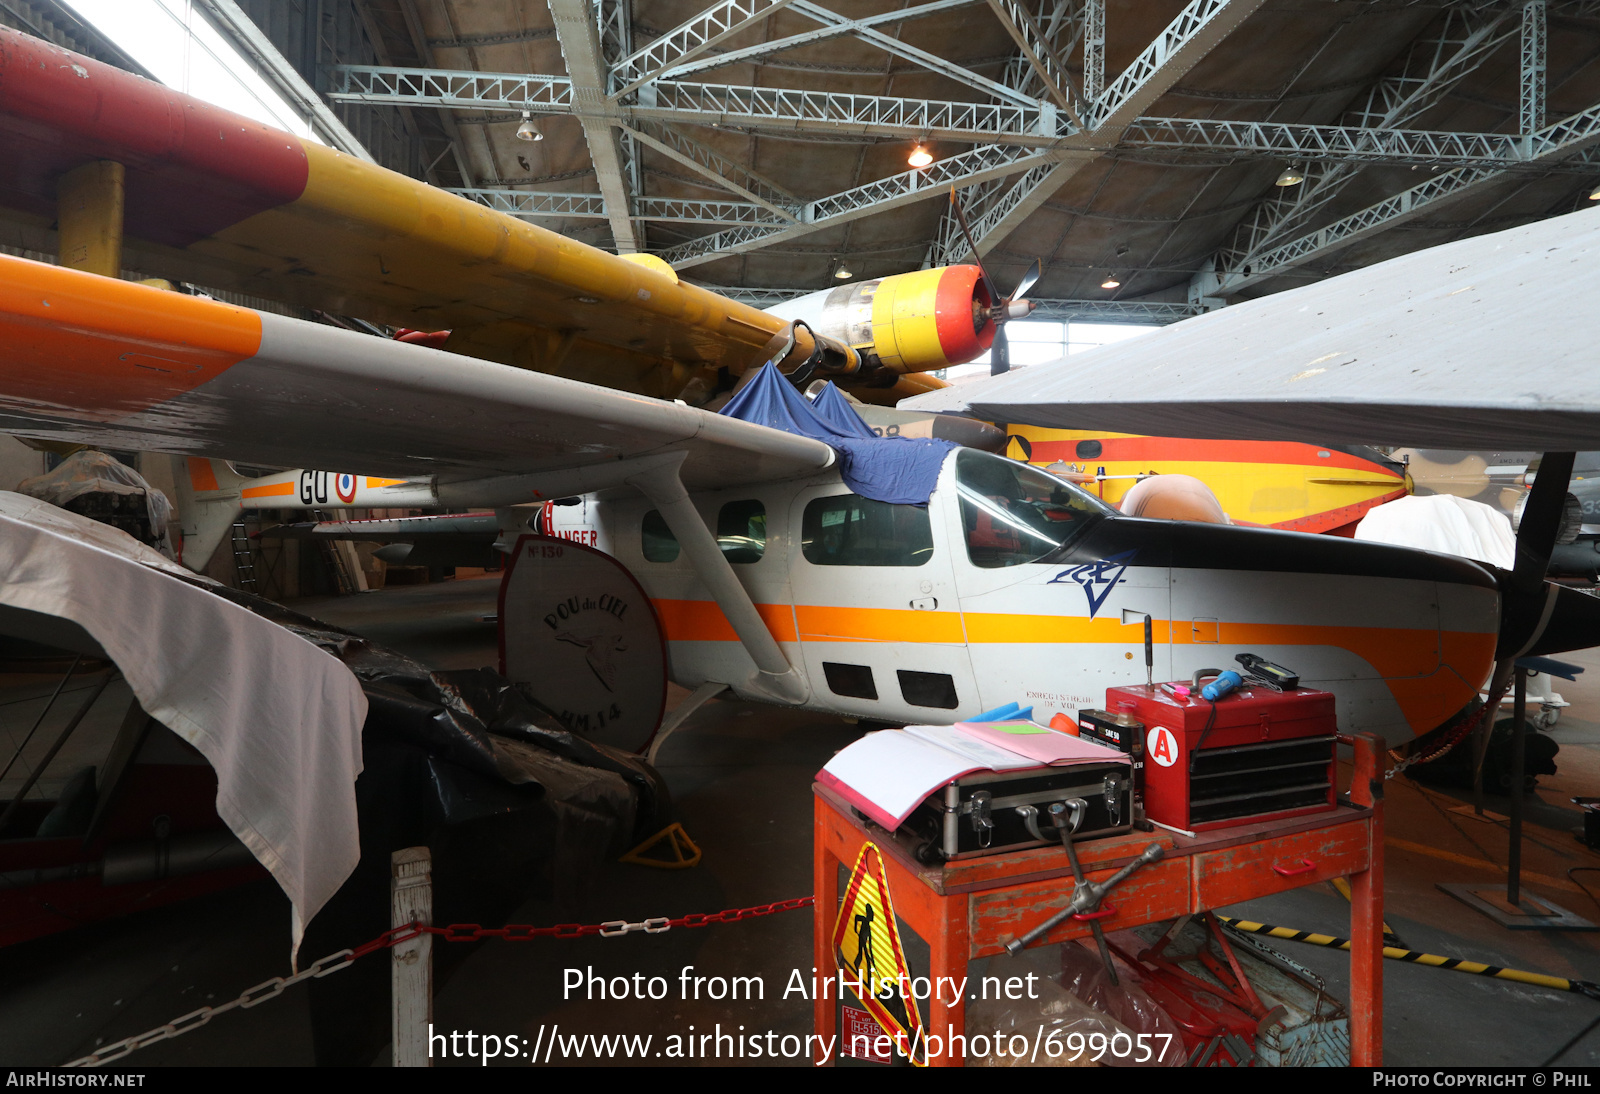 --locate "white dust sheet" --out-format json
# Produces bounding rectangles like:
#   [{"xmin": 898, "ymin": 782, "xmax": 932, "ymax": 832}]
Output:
[{"xmin": 0, "ymin": 493, "xmax": 365, "ymax": 961}]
